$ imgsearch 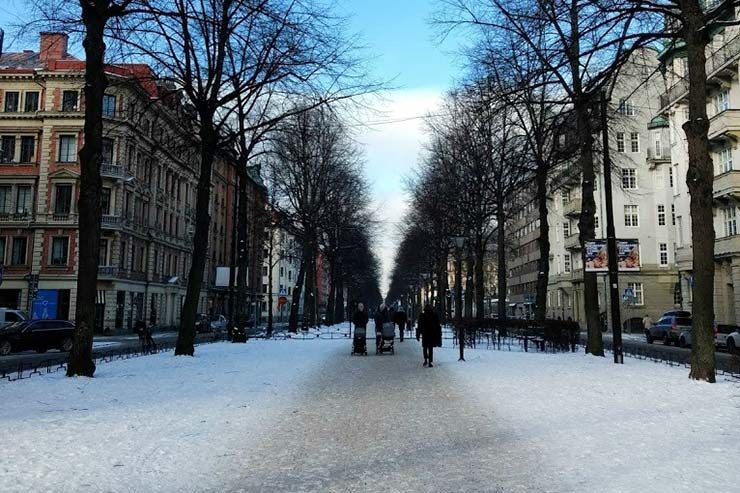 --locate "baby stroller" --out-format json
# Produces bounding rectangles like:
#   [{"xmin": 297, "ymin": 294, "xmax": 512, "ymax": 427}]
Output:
[
  {"xmin": 352, "ymin": 326, "xmax": 367, "ymax": 355},
  {"xmin": 376, "ymin": 321, "xmax": 395, "ymax": 355}
]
